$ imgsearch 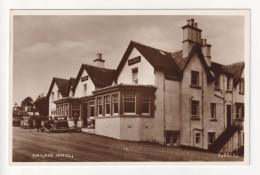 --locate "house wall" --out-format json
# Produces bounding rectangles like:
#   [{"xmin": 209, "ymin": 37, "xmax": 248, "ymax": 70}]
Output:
[
  {"xmin": 219, "ymin": 130, "xmax": 242, "ymax": 153},
  {"xmin": 95, "ymin": 117, "xmax": 121, "ymax": 139},
  {"xmin": 49, "ymin": 83, "xmax": 59, "ymax": 115},
  {"xmin": 74, "ymin": 70, "xmax": 96, "ymax": 98},
  {"xmin": 117, "ymin": 48, "xmax": 155, "ymax": 85}
]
